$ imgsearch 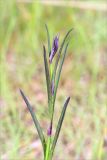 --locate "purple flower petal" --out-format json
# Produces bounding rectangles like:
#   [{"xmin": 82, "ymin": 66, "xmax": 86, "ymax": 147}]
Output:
[{"xmin": 49, "ymin": 35, "xmax": 59, "ymax": 63}]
